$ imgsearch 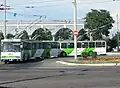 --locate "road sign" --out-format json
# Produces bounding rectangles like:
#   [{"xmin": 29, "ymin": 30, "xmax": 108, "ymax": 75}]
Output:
[{"xmin": 73, "ymin": 30, "xmax": 78, "ymax": 36}]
